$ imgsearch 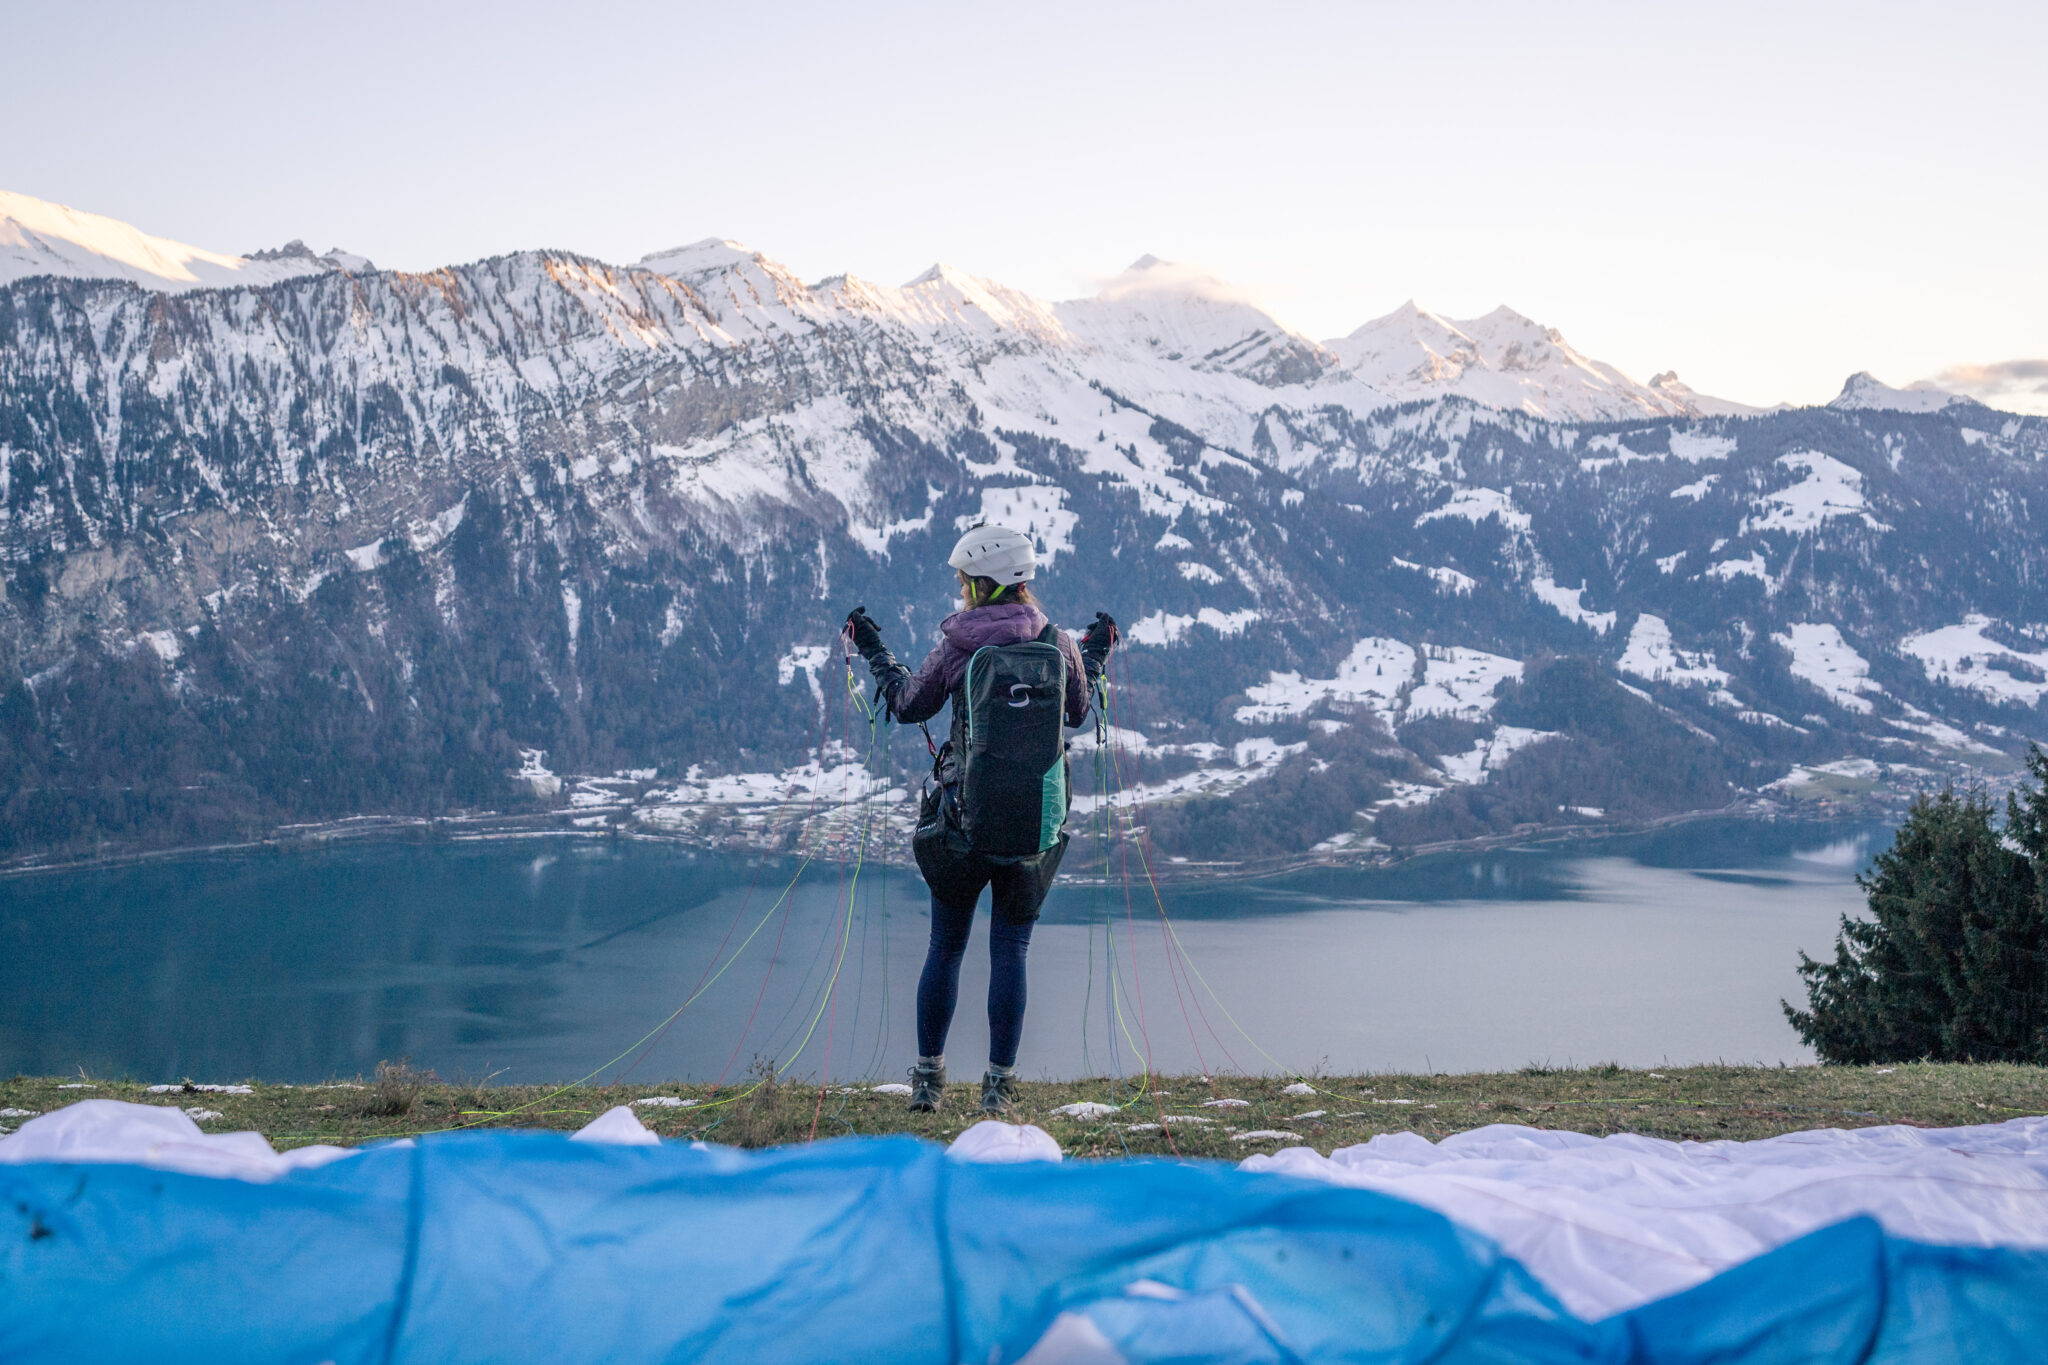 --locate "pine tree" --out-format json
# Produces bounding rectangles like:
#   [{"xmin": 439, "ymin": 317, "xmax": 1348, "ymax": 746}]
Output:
[{"xmin": 1785, "ymin": 748, "xmax": 2048, "ymax": 1063}]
